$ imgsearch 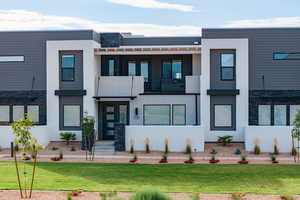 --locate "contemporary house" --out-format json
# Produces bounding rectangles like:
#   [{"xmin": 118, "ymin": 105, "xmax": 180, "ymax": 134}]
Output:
[{"xmin": 0, "ymin": 28, "xmax": 299, "ymax": 153}]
